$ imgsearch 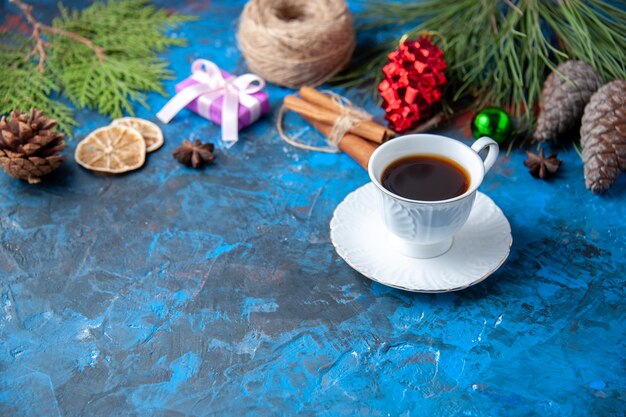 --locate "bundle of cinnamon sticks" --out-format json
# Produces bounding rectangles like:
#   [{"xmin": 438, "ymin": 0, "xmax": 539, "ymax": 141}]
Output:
[{"xmin": 283, "ymin": 87, "xmax": 396, "ymax": 169}]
